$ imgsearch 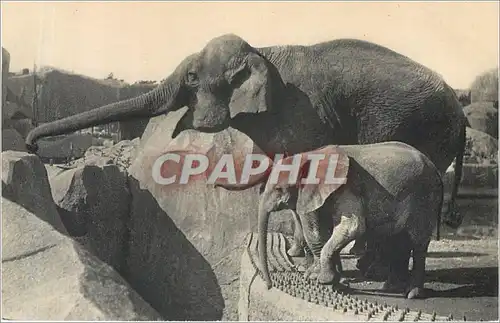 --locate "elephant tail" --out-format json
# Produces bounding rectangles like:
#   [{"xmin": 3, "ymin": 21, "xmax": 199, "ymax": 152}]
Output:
[
  {"xmin": 445, "ymin": 122, "xmax": 466, "ymax": 229},
  {"xmin": 258, "ymin": 203, "xmax": 272, "ymax": 289}
]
